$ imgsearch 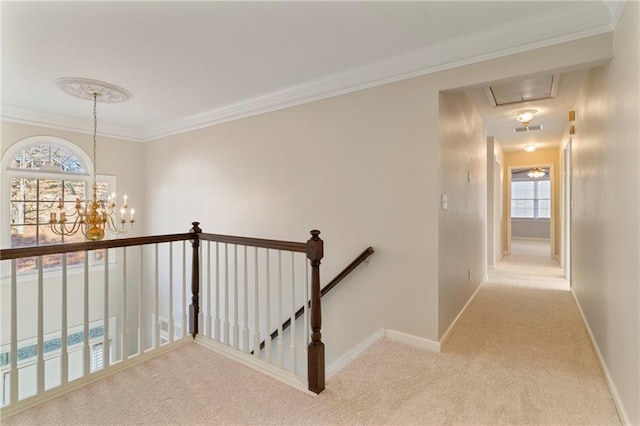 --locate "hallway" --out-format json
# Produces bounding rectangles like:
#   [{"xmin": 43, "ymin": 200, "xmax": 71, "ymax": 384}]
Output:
[
  {"xmin": 492, "ymin": 238, "xmax": 569, "ymax": 291},
  {"xmin": 5, "ymin": 255, "xmax": 619, "ymax": 424}
]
